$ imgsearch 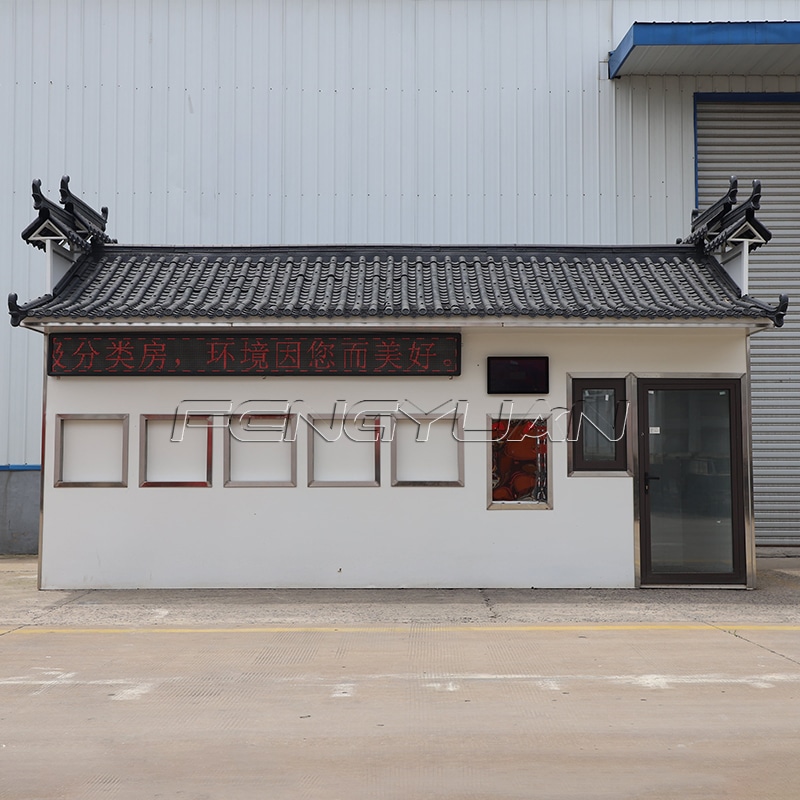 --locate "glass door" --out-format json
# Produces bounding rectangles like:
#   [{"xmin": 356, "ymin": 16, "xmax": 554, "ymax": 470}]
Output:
[{"xmin": 638, "ymin": 379, "xmax": 746, "ymax": 585}]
